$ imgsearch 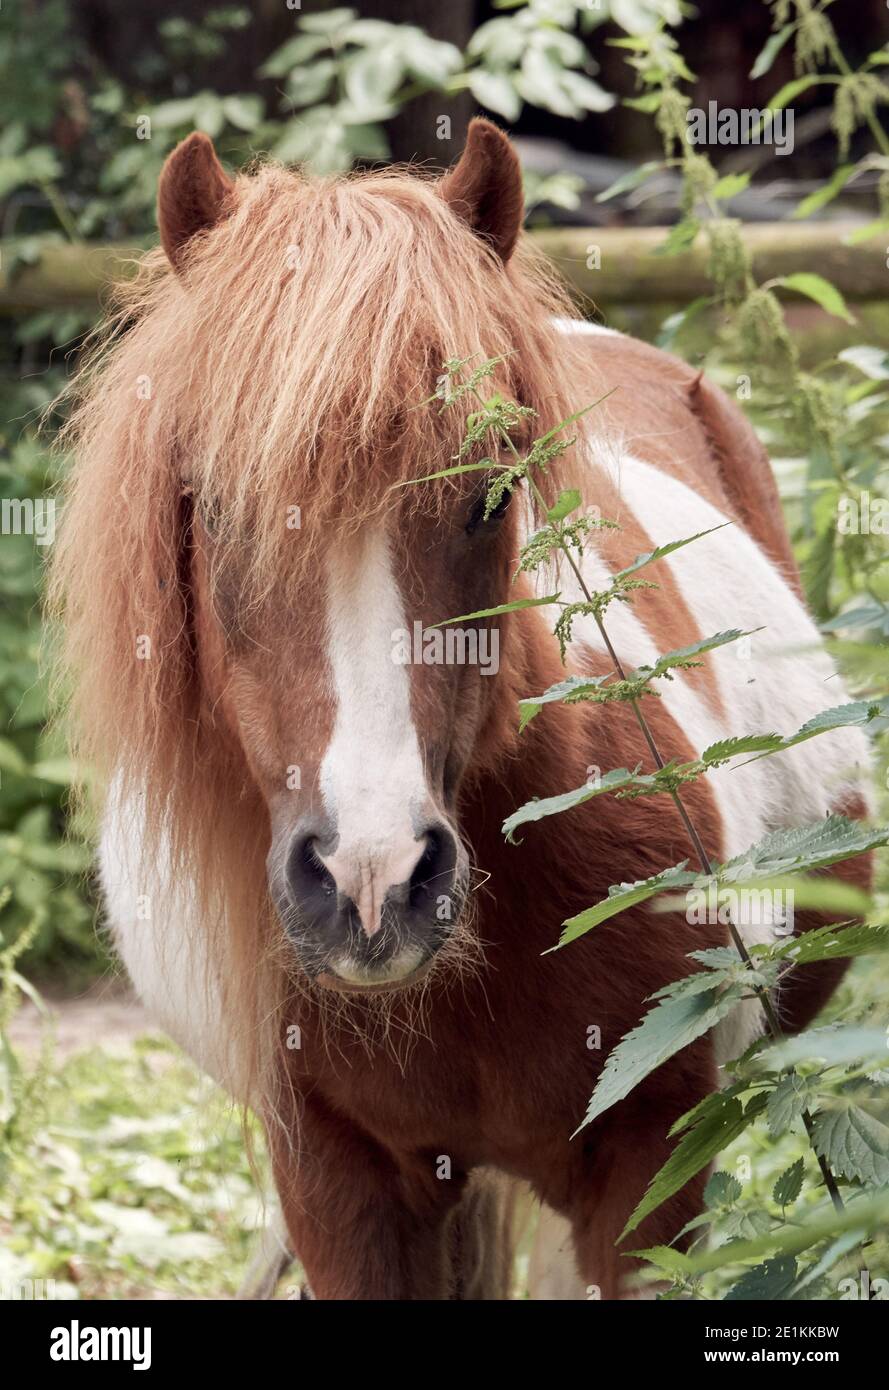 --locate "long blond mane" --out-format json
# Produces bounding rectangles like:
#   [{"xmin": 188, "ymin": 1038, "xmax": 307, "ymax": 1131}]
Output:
[{"xmin": 49, "ymin": 158, "xmax": 594, "ymax": 1110}]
